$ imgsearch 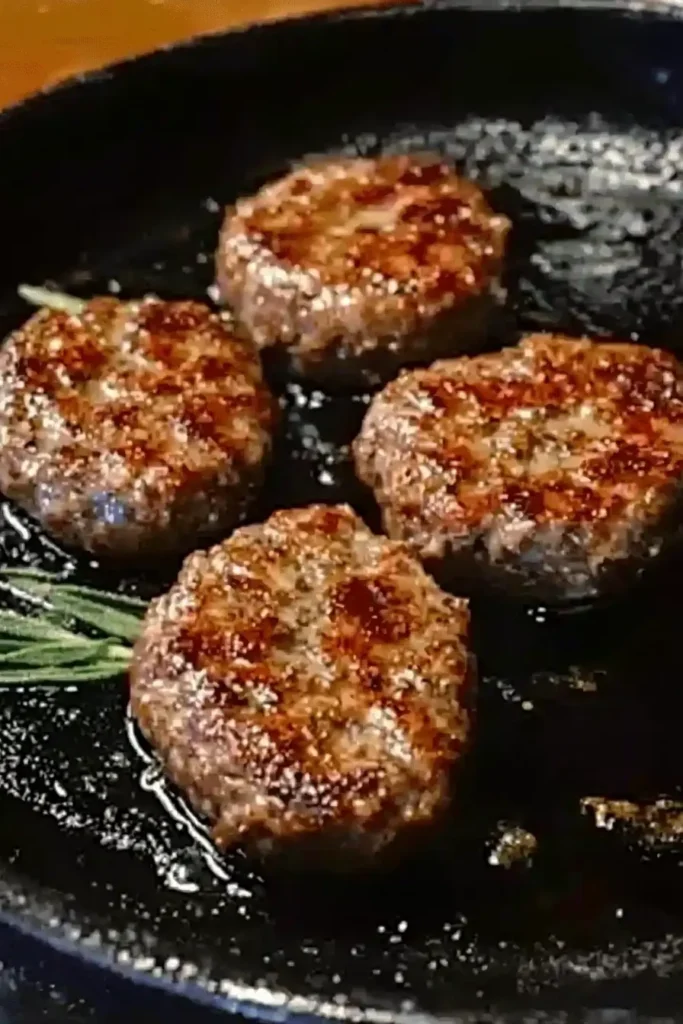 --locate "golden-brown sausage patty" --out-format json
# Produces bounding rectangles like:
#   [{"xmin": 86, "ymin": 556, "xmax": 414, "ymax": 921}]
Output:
[
  {"xmin": 130, "ymin": 504, "xmax": 471, "ymax": 862},
  {"xmin": 0, "ymin": 297, "xmax": 275, "ymax": 557},
  {"xmin": 216, "ymin": 154, "xmax": 510, "ymax": 388},
  {"xmin": 354, "ymin": 334, "xmax": 683, "ymax": 601}
]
